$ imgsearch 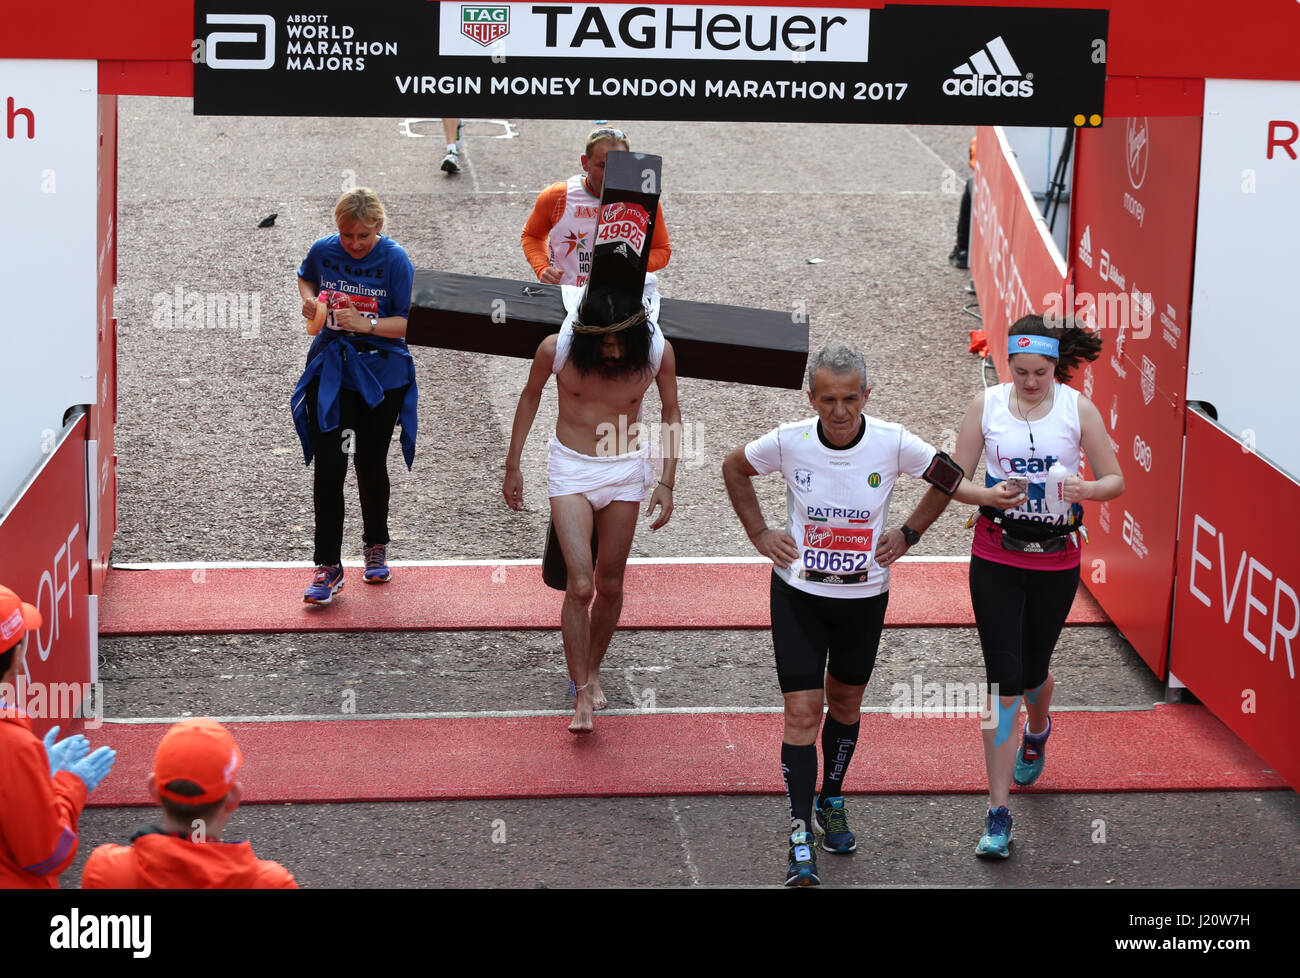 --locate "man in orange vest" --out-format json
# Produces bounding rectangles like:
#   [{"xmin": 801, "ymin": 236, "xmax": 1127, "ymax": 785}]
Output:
[
  {"xmin": 0, "ymin": 584, "xmax": 117, "ymax": 888},
  {"xmin": 522, "ymin": 126, "xmax": 672, "ymax": 287},
  {"xmin": 82, "ymin": 717, "xmax": 297, "ymax": 888}
]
